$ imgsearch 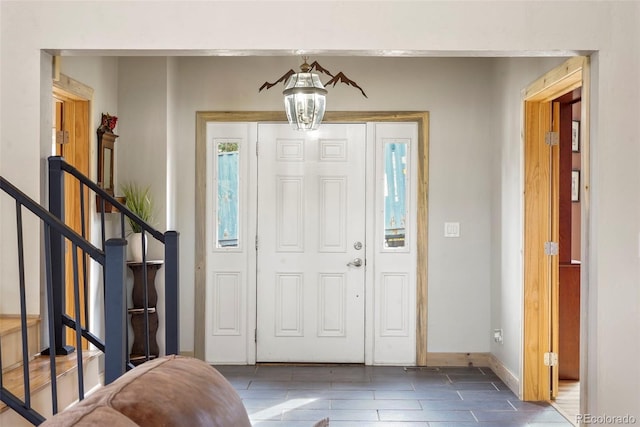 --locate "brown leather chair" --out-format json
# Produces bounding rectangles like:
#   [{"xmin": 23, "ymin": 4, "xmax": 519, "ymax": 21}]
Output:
[{"xmin": 41, "ymin": 355, "xmax": 251, "ymax": 427}]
